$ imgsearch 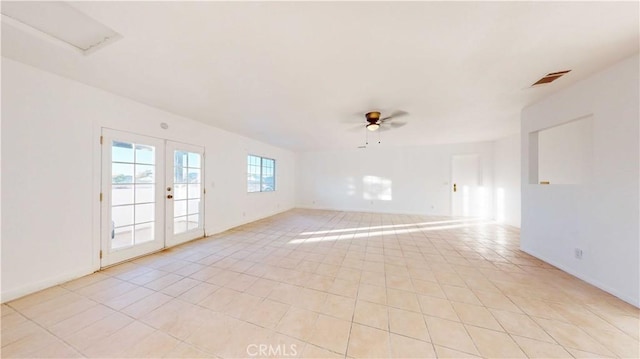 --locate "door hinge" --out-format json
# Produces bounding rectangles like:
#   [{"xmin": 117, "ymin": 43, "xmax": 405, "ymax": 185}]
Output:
[
  {"xmin": 99, "ymin": 192, "xmax": 103, "ymax": 202},
  {"xmin": 99, "ymin": 250, "xmax": 103, "ymax": 259},
  {"xmin": 203, "ymin": 188, "xmax": 206, "ymax": 195},
  {"xmin": 100, "ymin": 135, "xmax": 103, "ymax": 145}
]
